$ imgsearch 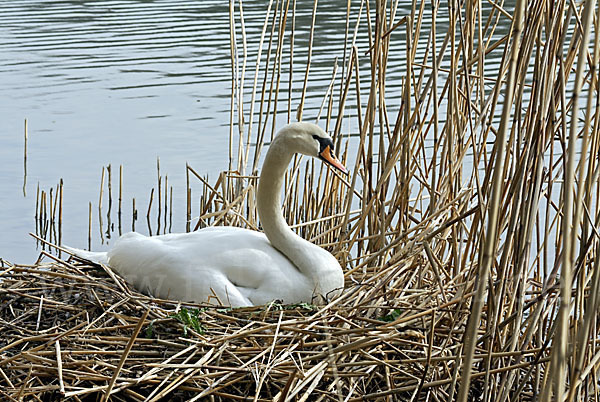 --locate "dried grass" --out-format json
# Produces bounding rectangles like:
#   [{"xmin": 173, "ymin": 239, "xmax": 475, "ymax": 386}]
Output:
[{"xmin": 0, "ymin": 240, "xmax": 530, "ymax": 401}]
